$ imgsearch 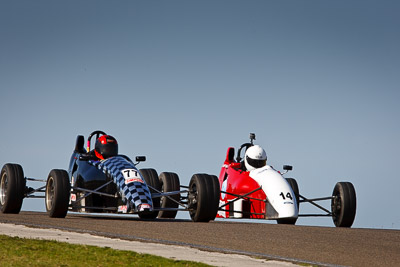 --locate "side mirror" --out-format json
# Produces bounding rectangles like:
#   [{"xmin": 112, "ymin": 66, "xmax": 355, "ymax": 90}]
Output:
[
  {"xmin": 283, "ymin": 165, "xmax": 293, "ymax": 171},
  {"xmin": 136, "ymin": 156, "xmax": 146, "ymax": 162}
]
